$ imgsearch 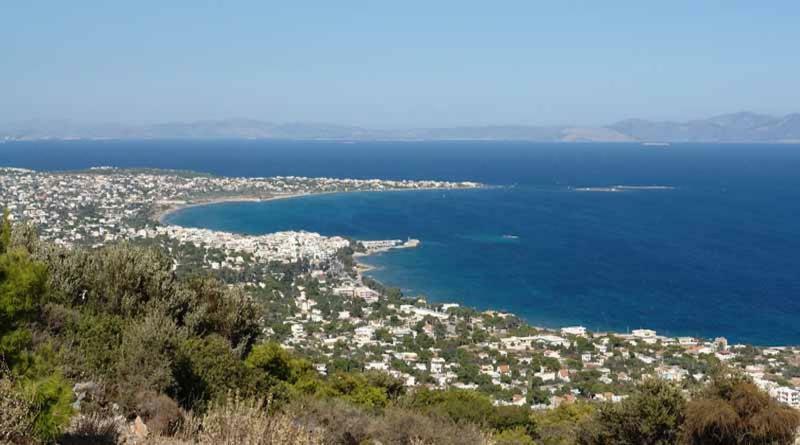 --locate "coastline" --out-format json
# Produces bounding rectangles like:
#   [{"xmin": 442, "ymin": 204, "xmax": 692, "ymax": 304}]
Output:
[
  {"xmin": 150, "ymin": 182, "xmax": 781, "ymax": 346},
  {"xmin": 353, "ymin": 253, "xmax": 376, "ymax": 274},
  {"xmin": 153, "ymin": 191, "xmax": 330, "ymax": 225},
  {"xmin": 154, "ymin": 185, "xmax": 490, "ymax": 225},
  {"xmin": 150, "ymin": 187, "xmax": 416, "ymax": 315}
]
